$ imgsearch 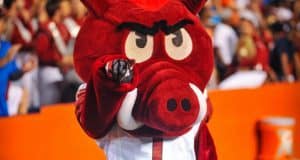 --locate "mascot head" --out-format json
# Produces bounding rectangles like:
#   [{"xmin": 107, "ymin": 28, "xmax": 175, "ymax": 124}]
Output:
[{"xmin": 74, "ymin": 0, "xmax": 213, "ymax": 137}]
